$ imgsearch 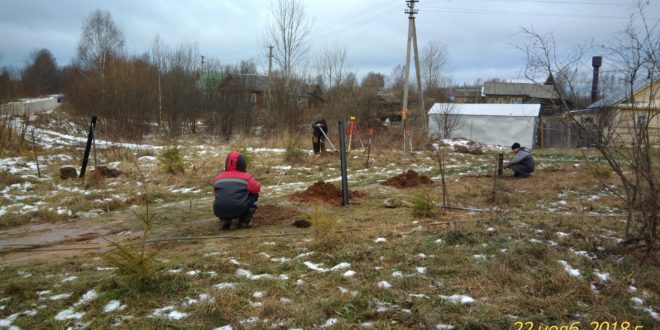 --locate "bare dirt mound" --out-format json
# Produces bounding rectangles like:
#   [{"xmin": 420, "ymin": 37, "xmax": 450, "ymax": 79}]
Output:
[
  {"xmin": 253, "ymin": 205, "xmax": 302, "ymax": 226},
  {"xmin": 381, "ymin": 170, "xmax": 434, "ymax": 188},
  {"xmin": 290, "ymin": 181, "xmax": 364, "ymax": 203}
]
